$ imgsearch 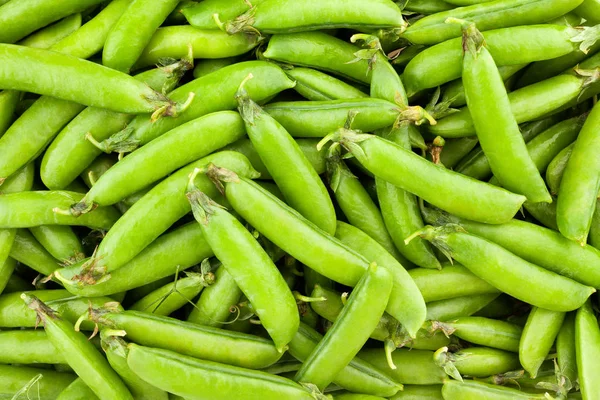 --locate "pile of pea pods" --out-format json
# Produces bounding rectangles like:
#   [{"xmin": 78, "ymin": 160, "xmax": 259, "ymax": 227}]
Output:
[{"xmin": 1, "ymin": 0, "xmax": 600, "ymax": 399}]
